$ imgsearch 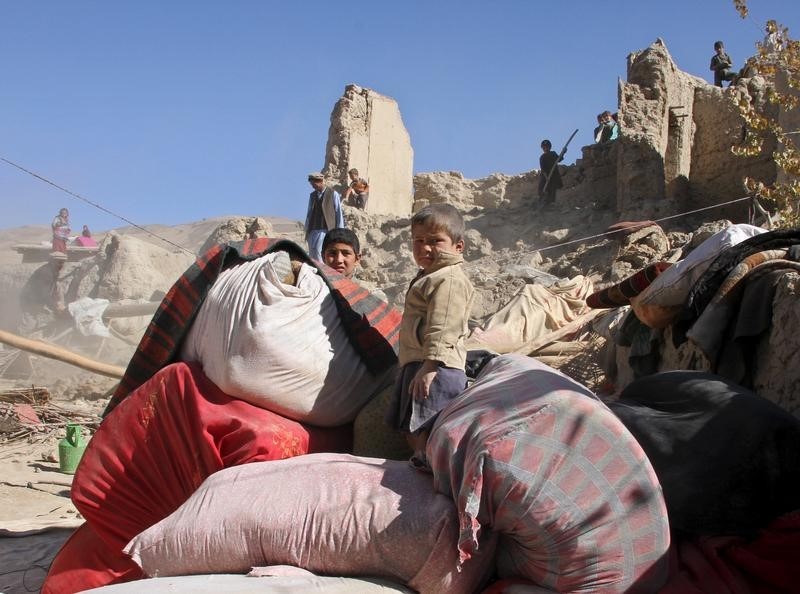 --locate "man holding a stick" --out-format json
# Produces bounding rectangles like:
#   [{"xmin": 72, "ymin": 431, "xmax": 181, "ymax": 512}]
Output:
[
  {"xmin": 538, "ymin": 139, "xmax": 564, "ymax": 208},
  {"xmin": 538, "ymin": 130, "xmax": 578, "ymax": 208}
]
